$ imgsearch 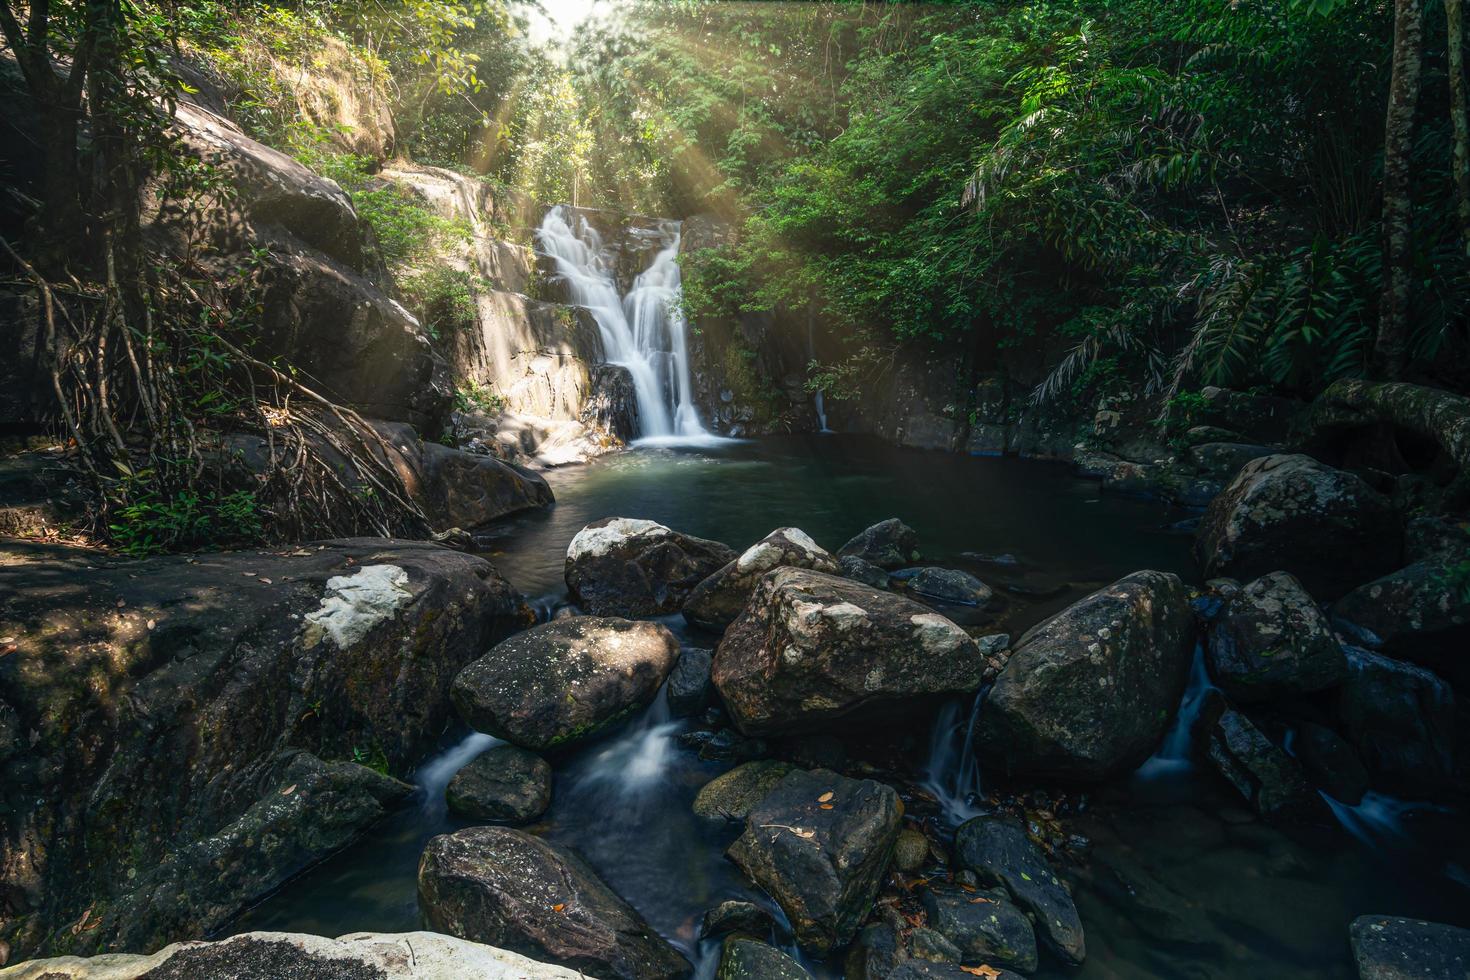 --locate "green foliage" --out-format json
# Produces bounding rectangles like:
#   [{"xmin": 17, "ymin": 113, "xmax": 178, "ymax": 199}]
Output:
[
  {"xmin": 453, "ymin": 379, "xmax": 506, "ymax": 415},
  {"xmin": 400, "ymin": 266, "xmax": 480, "ymax": 340},
  {"xmin": 352, "ymin": 741, "xmax": 392, "ymax": 776},
  {"xmin": 109, "ymin": 479, "xmax": 263, "ymax": 556}
]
